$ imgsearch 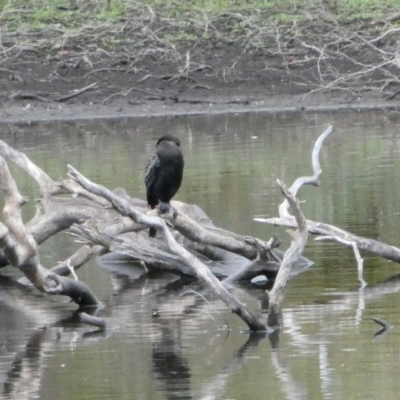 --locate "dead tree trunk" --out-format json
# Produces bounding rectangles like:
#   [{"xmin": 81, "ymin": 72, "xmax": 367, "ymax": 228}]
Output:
[
  {"xmin": 261, "ymin": 217, "xmax": 400, "ymax": 264},
  {"xmin": 255, "ymin": 124, "xmax": 400, "ymax": 287},
  {"xmin": 267, "ymin": 182, "xmax": 308, "ymax": 329},
  {"xmin": 264, "ymin": 126, "xmax": 333, "ymax": 329},
  {"xmin": 0, "ymin": 156, "xmax": 99, "ymax": 306},
  {"xmin": 67, "ymin": 165, "xmax": 266, "ymax": 331},
  {"xmin": 0, "ymin": 138, "xmax": 275, "ymax": 330},
  {"xmin": 0, "ymin": 121, "xmax": 394, "ymax": 331}
]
